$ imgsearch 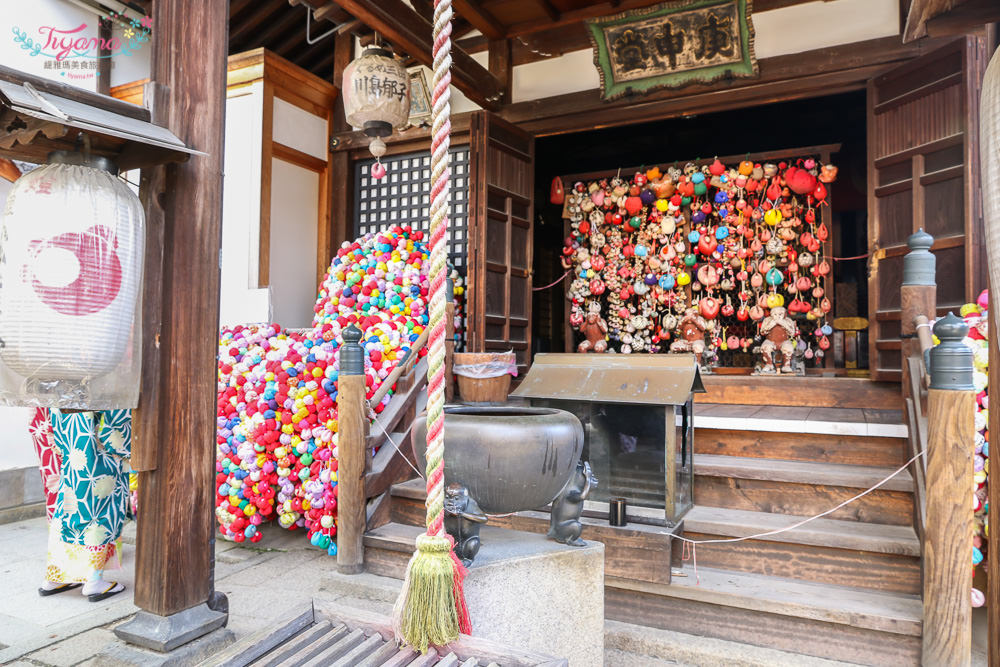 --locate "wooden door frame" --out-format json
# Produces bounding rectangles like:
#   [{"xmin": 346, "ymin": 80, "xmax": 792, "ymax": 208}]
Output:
[
  {"xmin": 466, "ymin": 111, "xmax": 535, "ymax": 370},
  {"xmin": 866, "ymin": 36, "xmax": 990, "ymax": 381}
]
